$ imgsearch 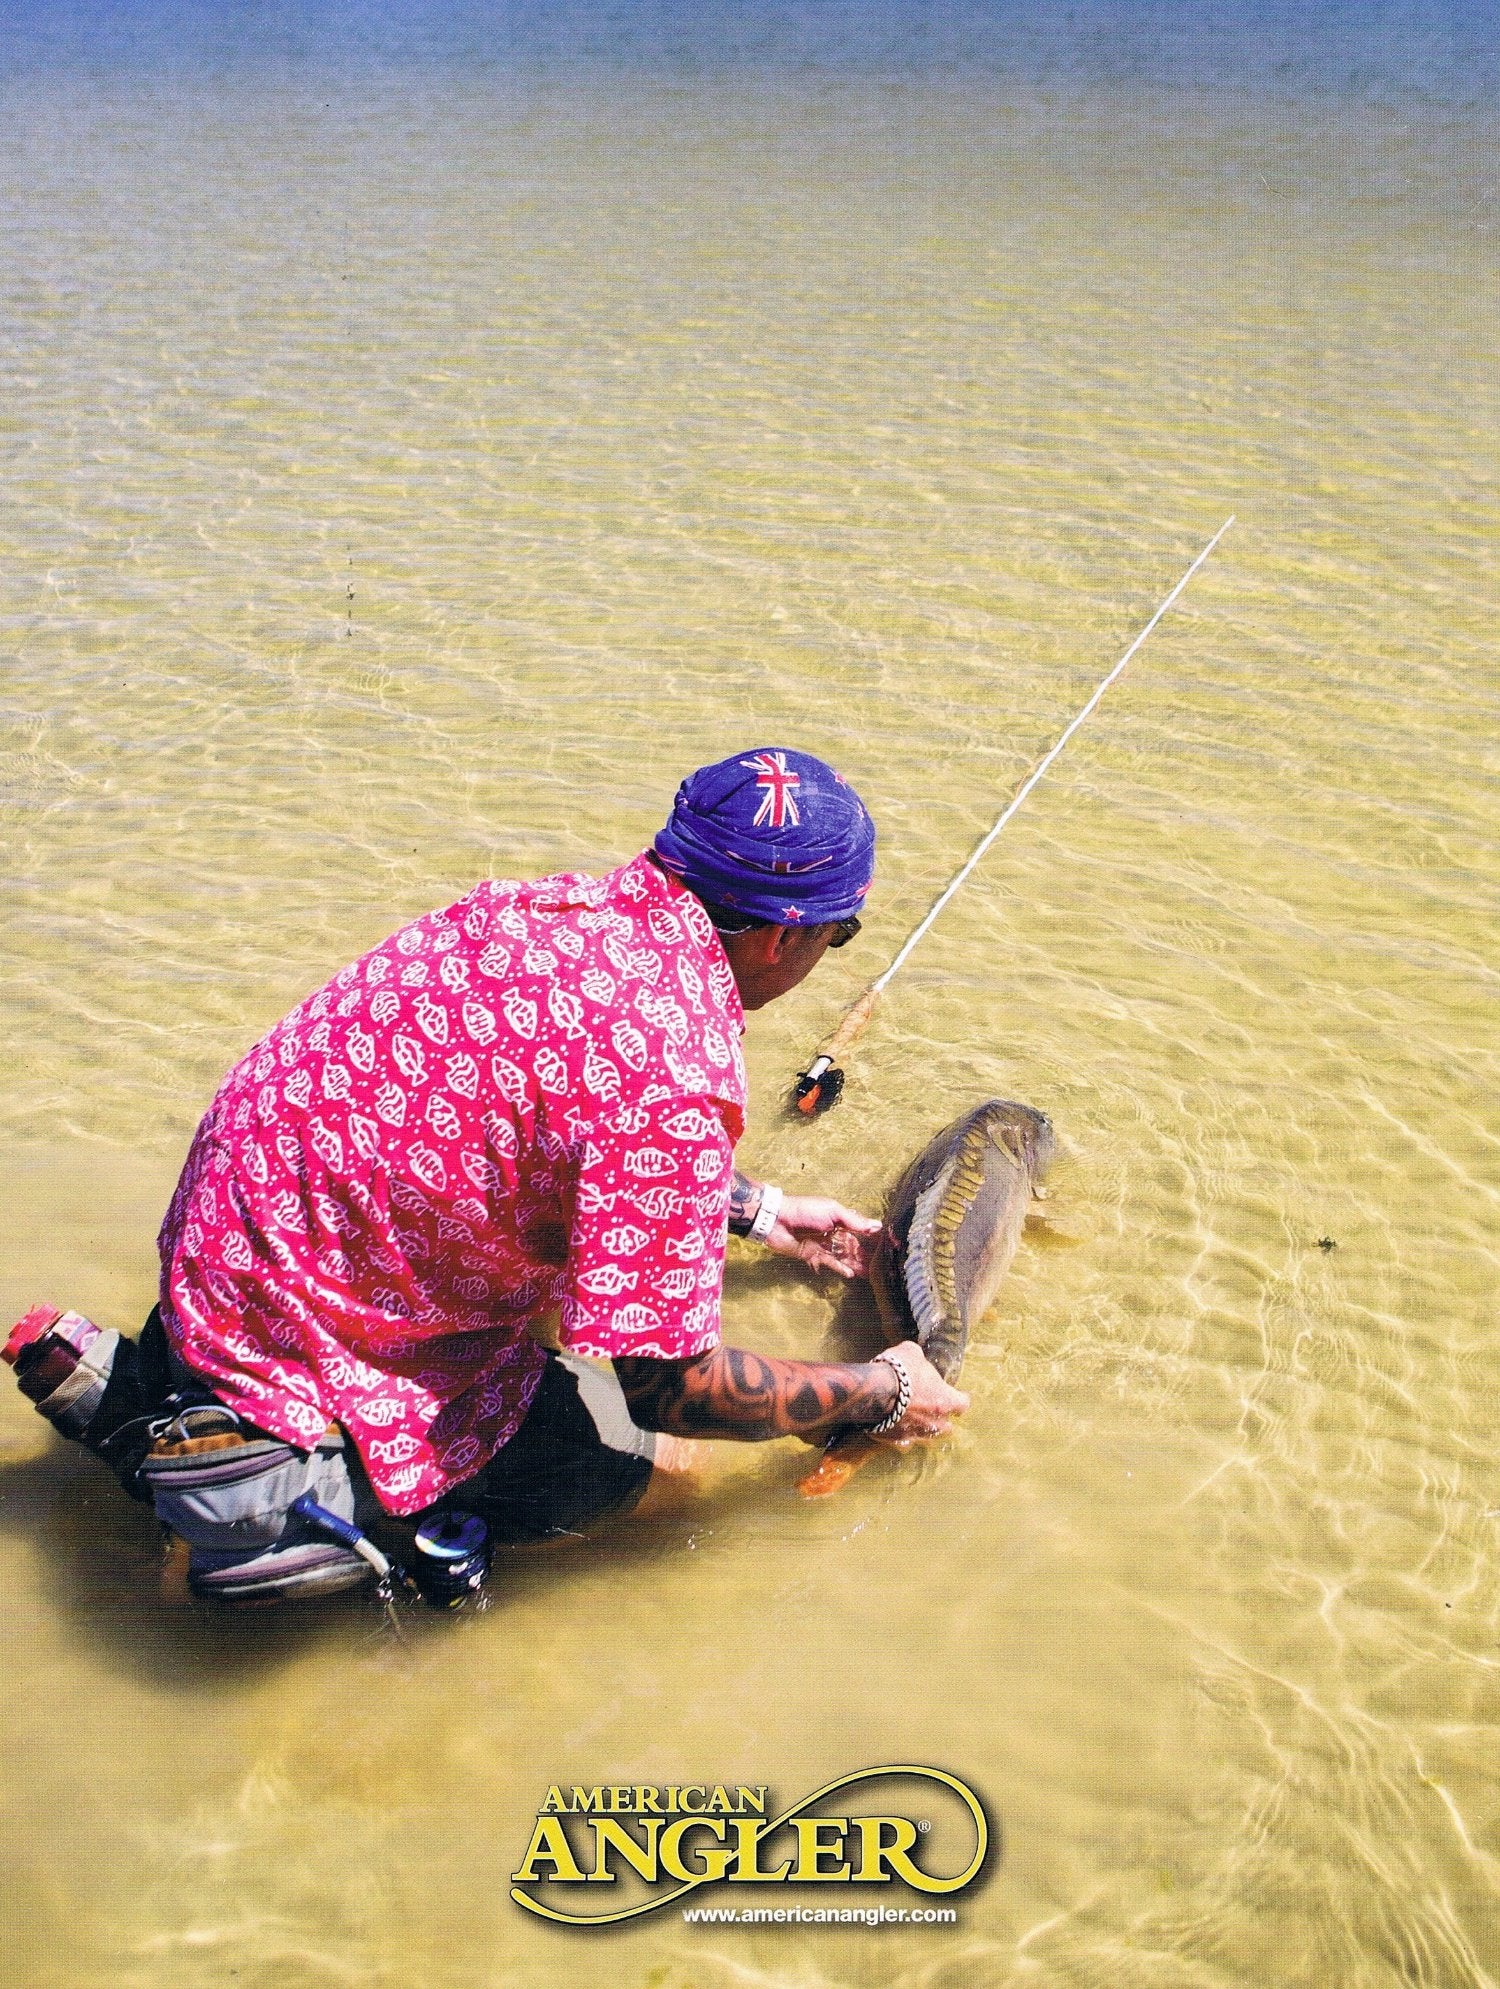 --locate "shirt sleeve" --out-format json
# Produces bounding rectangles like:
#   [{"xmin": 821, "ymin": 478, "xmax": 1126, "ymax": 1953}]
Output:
[{"xmin": 559, "ymin": 1092, "xmax": 734, "ymax": 1361}]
